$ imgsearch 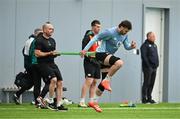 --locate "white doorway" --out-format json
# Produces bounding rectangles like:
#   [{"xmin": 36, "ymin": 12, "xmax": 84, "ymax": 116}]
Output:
[{"xmin": 144, "ymin": 8, "xmax": 165, "ymax": 102}]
